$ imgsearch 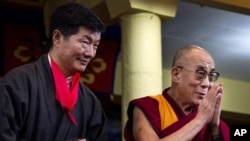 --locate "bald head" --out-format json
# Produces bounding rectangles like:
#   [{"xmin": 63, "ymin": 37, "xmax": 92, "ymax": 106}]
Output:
[{"xmin": 172, "ymin": 45, "xmax": 213, "ymax": 67}]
